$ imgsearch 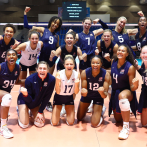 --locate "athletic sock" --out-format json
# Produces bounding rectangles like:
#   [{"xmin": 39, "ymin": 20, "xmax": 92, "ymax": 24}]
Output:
[
  {"xmin": 123, "ymin": 122, "xmax": 129, "ymax": 128},
  {"xmin": 1, "ymin": 119, "xmax": 7, "ymax": 128}
]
